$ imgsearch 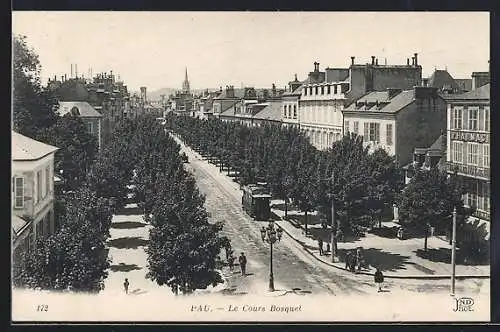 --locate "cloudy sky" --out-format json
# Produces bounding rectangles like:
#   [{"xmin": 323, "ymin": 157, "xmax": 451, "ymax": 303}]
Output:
[{"xmin": 12, "ymin": 12, "xmax": 489, "ymax": 93}]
